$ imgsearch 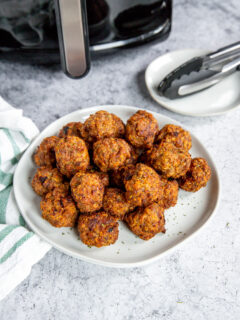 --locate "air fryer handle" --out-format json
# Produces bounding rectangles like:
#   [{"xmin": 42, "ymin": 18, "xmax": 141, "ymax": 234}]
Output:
[{"xmin": 55, "ymin": 0, "xmax": 90, "ymax": 78}]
